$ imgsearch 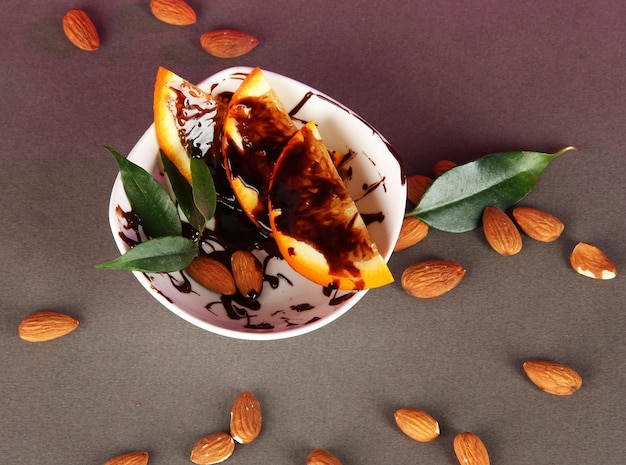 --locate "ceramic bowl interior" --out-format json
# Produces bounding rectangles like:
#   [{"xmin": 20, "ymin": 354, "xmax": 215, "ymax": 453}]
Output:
[{"xmin": 108, "ymin": 66, "xmax": 406, "ymax": 340}]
